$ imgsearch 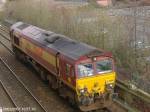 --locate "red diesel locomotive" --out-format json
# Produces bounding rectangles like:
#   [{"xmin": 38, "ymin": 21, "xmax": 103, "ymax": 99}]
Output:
[{"xmin": 10, "ymin": 22, "xmax": 116, "ymax": 111}]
